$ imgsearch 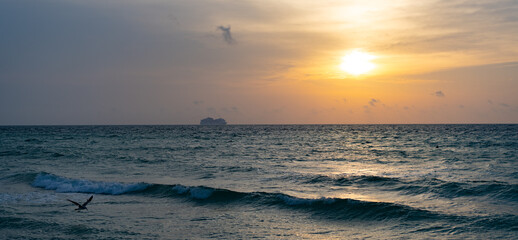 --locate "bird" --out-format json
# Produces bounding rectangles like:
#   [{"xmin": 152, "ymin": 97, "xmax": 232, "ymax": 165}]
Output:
[{"xmin": 67, "ymin": 195, "xmax": 93, "ymax": 211}]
